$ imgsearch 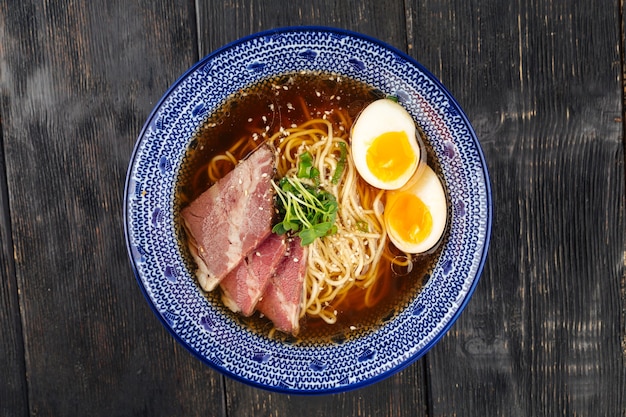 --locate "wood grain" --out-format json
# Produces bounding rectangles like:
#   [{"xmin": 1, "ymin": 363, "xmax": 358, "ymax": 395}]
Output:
[
  {"xmin": 407, "ymin": 1, "xmax": 626, "ymax": 415},
  {"xmin": 0, "ymin": 102, "xmax": 28, "ymax": 416},
  {"xmin": 0, "ymin": 1, "xmax": 224, "ymax": 416},
  {"xmin": 195, "ymin": 0, "xmax": 410, "ymax": 58},
  {"xmin": 224, "ymin": 367, "xmax": 428, "ymax": 417},
  {"xmin": 0, "ymin": 0, "xmax": 624, "ymax": 416}
]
